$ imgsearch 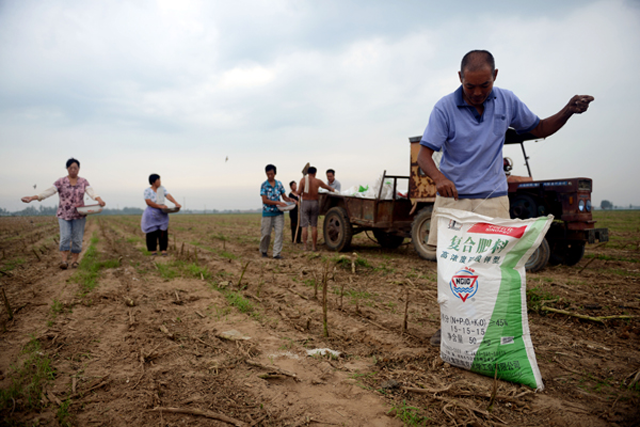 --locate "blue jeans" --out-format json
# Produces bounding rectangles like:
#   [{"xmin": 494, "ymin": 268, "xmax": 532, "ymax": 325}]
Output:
[{"xmin": 58, "ymin": 218, "xmax": 86, "ymax": 253}]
